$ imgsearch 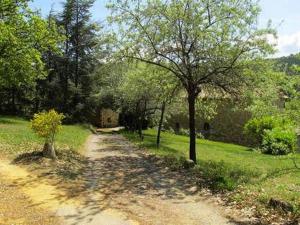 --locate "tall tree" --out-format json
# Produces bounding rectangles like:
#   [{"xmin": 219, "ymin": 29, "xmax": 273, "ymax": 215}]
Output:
[
  {"xmin": 108, "ymin": 0, "xmax": 275, "ymax": 162},
  {"xmin": 43, "ymin": 0, "xmax": 100, "ymax": 121},
  {"xmin": 0, "ymin": 0, "xmax": 61, "ymax": 114}
]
